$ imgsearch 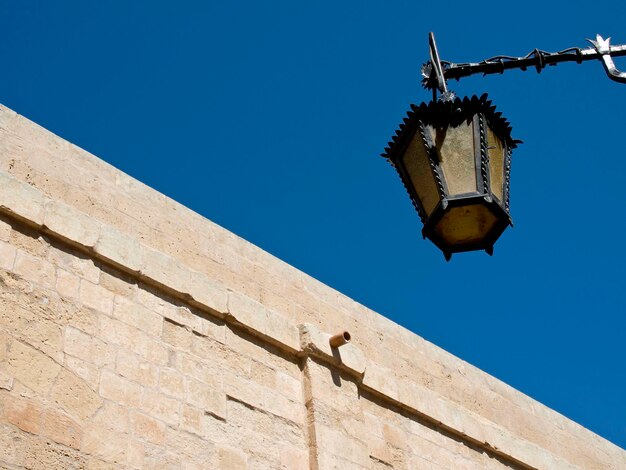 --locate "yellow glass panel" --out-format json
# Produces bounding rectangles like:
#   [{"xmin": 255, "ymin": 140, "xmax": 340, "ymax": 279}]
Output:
[
  {"xmin": 431, "ymin": 122, "xmax": 477, "ymax": 196},
  {"xmin": 487, "ymin": 126, "xmax": 505, "ymax": 202},
  {"xmin": 433, "ymin": 204, "xmax": 498, "ymax": 246},
  {"xmin": 402, "ymin": 131, "xmax": 441, "ymax": 217}
]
